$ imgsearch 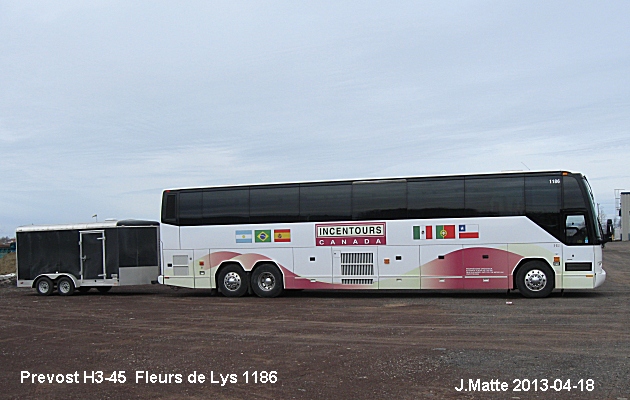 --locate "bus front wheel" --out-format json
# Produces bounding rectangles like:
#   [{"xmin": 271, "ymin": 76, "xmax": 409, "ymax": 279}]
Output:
[
  {"xmin": 516, "ymin": 261, "xmax": 554, "ymax": 298},
  {"xmin": 218, "ymin": 265, "xmax": 248, "ymax": 297},
  {"xmin": 251, "ymin": 264, "xmax": 283, "ymax": 298}
]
